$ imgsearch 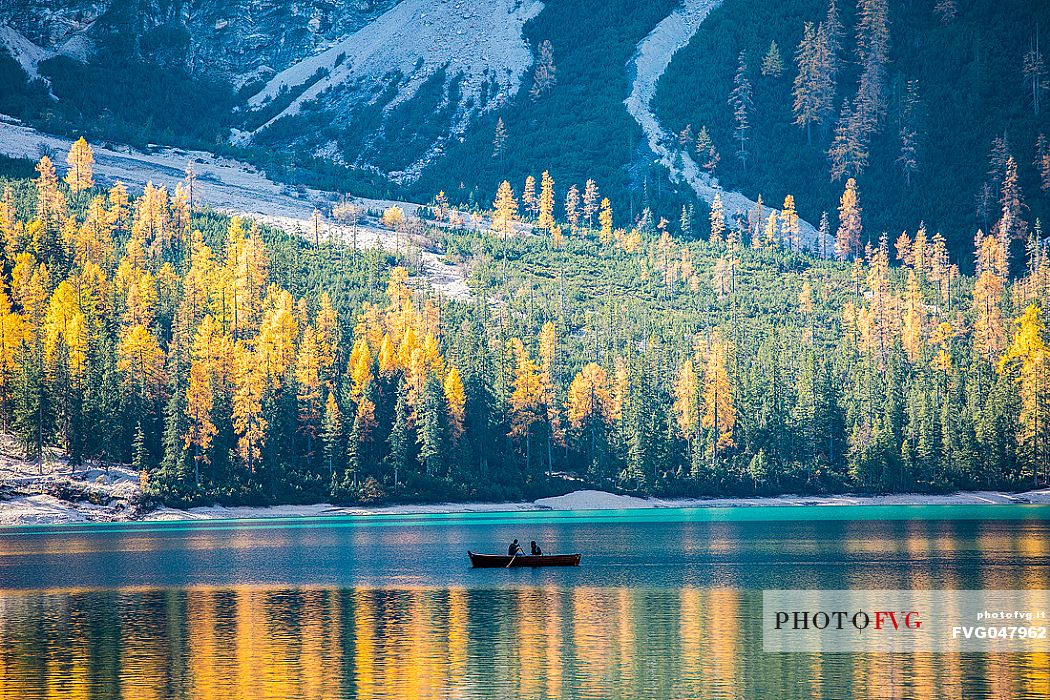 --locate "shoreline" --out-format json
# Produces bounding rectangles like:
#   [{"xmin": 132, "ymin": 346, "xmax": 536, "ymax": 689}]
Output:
[
  {"xmin": 5, "ymin": 481, "xmax": 1050, "ymax": 527},
  {"xmin": 141, "ymin": 488, "xmax": 1050, "ymax": 523}
]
